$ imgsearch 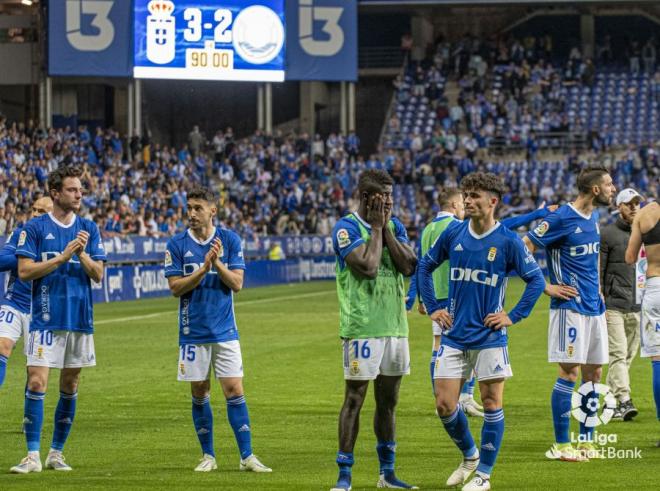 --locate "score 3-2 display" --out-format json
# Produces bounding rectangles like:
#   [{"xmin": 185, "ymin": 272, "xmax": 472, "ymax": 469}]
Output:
[{"xmin": 134, "ymin": 0, "xmax": 285, "ymax": 82}]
